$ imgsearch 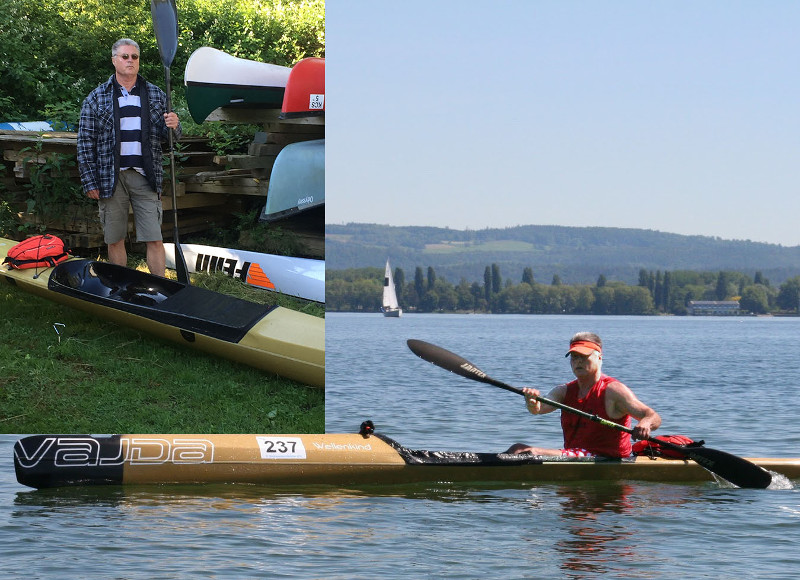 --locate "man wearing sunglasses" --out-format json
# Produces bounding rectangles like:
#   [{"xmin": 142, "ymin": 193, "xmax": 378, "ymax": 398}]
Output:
[
  {"xmin": 77, "ymin": 38, "xmax": 181, "ymax": 277},
  {"xmin": 505, "ymin": 332, "xmax": 662, "ymax": 458}
]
